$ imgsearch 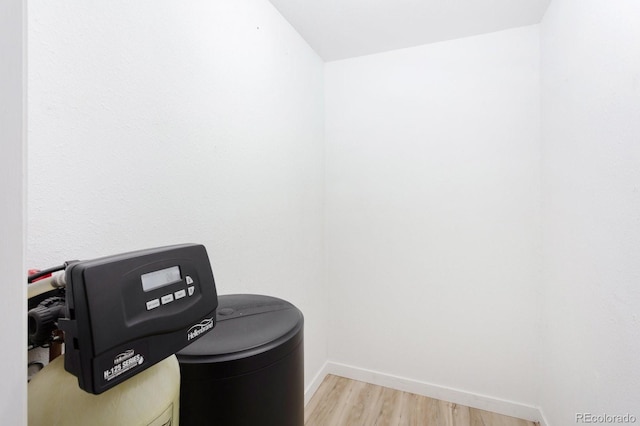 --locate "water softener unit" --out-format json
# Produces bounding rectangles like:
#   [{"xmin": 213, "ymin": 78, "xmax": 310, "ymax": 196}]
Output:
[
  {"xmin": 27, "ymin": 244, "xmax": 305, "ymax": 425},
  {"xmin": 27, "ymin": 244, "xmax": 219, "ymax": 425}
]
